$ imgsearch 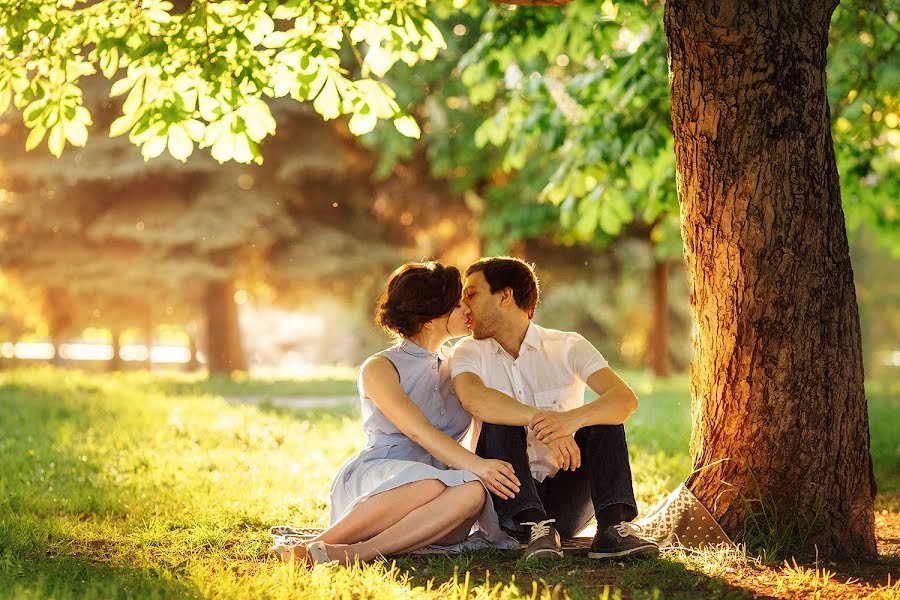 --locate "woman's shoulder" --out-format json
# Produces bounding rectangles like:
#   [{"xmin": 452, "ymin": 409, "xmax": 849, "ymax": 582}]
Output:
[{"xmin": 360, "ymin": 352, "xmax": 400, "ymax": 382}]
